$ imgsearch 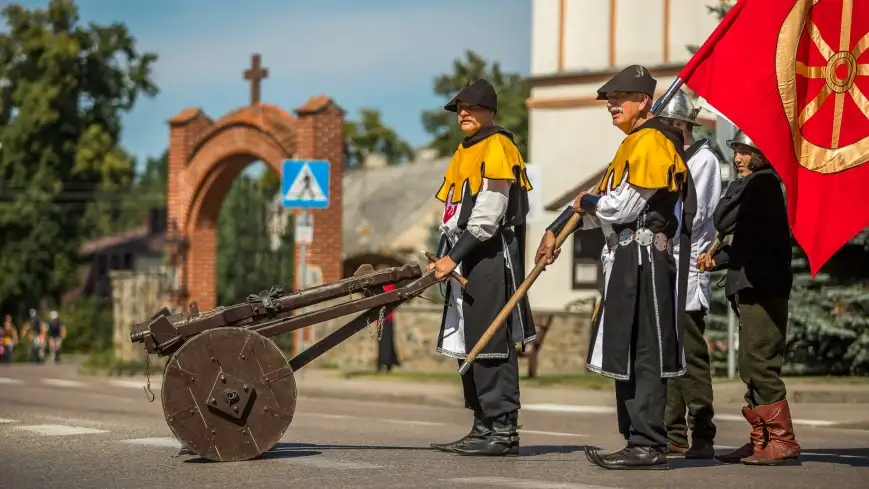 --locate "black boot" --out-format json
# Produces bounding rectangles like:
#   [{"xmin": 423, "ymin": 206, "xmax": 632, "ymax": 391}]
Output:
[
  {"xmin": 430, "ymin": 413, "xmax": 488, "ymax": 453},
  {"xmin": 452, "ymin": 412, "xmax": 519, "ymax": 457},
  {"xmin": 590, "ymin": 444, "xmax": 669, "ymax": 470}
]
